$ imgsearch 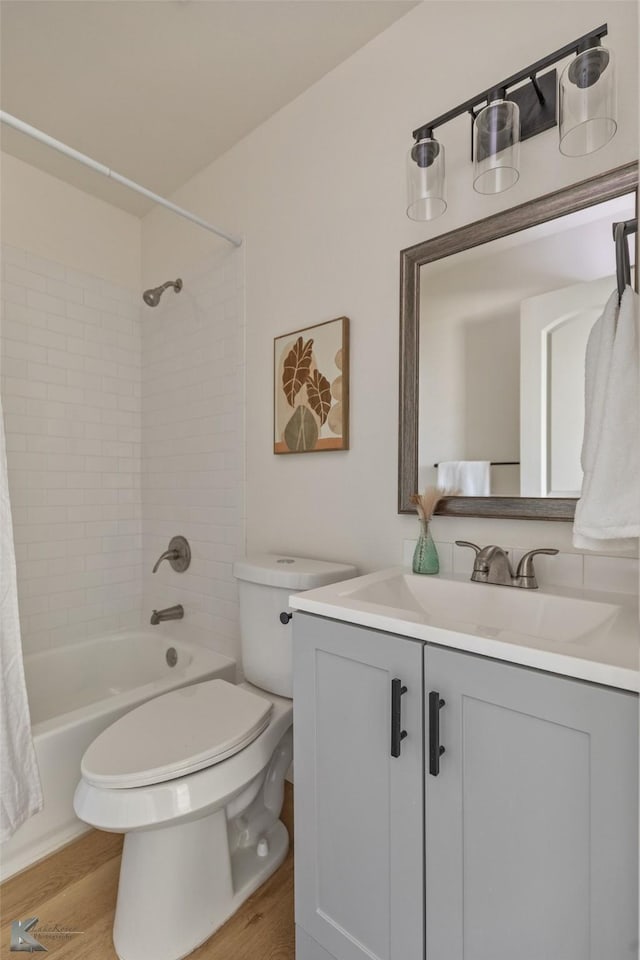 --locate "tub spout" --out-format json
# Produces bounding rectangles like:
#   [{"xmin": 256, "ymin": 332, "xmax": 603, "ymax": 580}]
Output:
[{"xmin": 150, "ymin": 604, "xmax": 184, "ymax": 625}]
